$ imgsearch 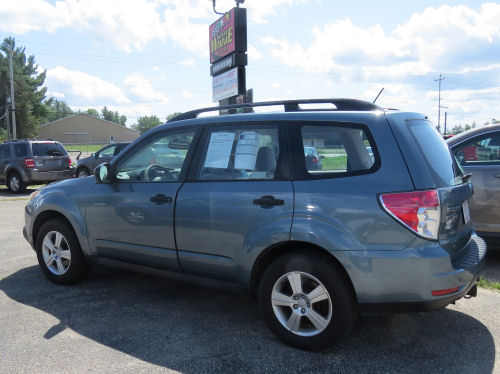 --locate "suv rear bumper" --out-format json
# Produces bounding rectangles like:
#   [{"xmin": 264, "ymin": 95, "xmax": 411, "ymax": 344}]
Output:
[
  {"xmin": 339, "ymin": 234, "xmax": 486, "ymax": 312},
  {"xmin": 23, "ymin": 168, "xmax": 75, "ymax": 183}
]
